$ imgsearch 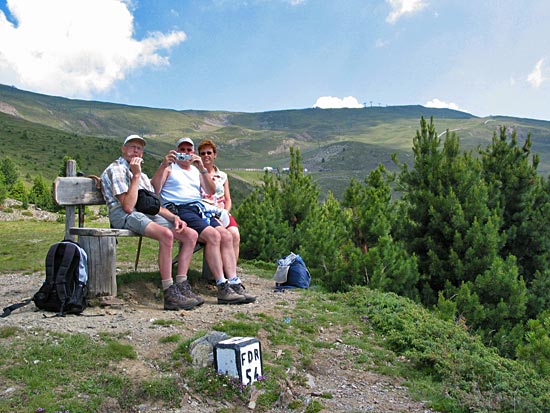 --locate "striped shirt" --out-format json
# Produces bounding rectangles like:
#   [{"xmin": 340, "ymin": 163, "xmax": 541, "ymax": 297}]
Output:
[{"xmin": 100, "ymin": 157, "xmax": 154, "ymax": 209}]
